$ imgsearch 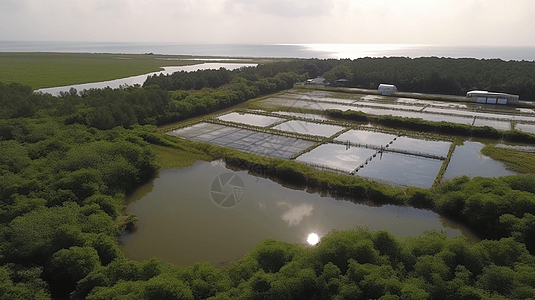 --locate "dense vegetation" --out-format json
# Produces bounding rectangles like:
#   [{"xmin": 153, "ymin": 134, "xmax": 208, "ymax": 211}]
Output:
[
  {"xmin": 1, "ymin": 58, "xmax": 535, "ymax": 299},
  {"xmin": 69, "ymin": 230, "xmax": 535, "ymax": 300}
]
